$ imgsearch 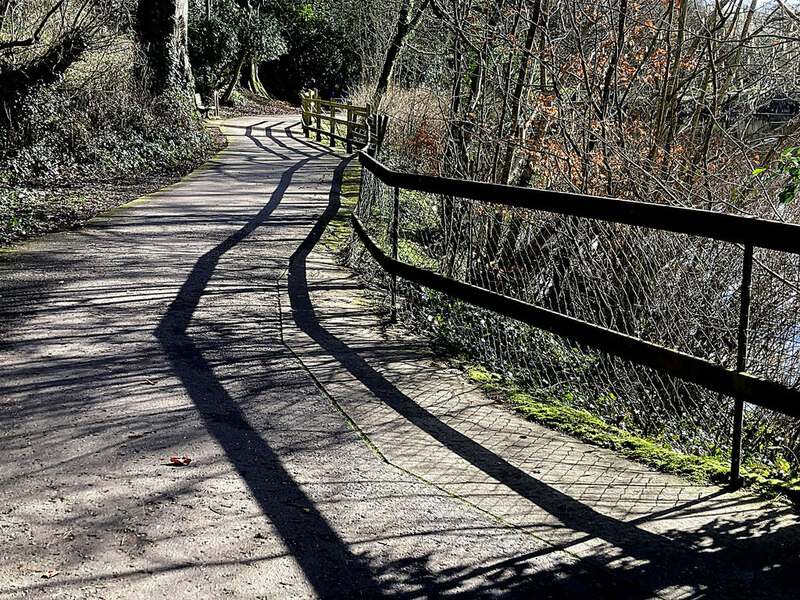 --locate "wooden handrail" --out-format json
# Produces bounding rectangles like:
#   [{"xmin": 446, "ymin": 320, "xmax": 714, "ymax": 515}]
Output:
[
  {"xmin": 353, "ymin": 150, "xmax": 800, "ymax": 474},
  {"xmin": 351, "ymin": 214, "xmax": 800, "ymax": 419},
  {"xmin": 359, "ymin": 152, "xmax": 800, "ymax": 255},
  {"xmin": 300, "ymin": 90, "xmax": 385, "ymax": 153}
]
